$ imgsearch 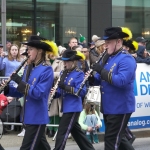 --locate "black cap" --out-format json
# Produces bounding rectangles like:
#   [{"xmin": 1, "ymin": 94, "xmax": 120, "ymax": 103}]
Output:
[
  {"xmin": 88, "ymin": 42, "xmax": 95, "ymax": 45},
  {"xmin": 102, "ymin": 27, "xmax": 130, "ymax": 40},
  {"xmin": 136, "ymin": 37, "xmax": 148, "ymax": 43}
]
